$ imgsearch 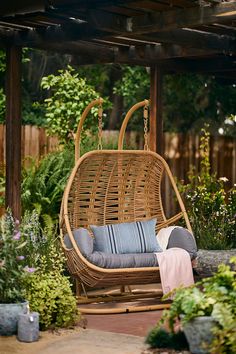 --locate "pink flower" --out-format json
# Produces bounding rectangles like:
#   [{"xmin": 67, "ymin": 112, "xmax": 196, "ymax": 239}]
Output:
[
  {"xmin": 24, "ymin": 266, "xmax": 36, "ymax": 273},
  {"xmin": 13, "ymin": 231, "xmax": 21, "ymax": 240},
  {"xmin": 16, "ymin": 255, "xmax": 25, "ymax": 261}
]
